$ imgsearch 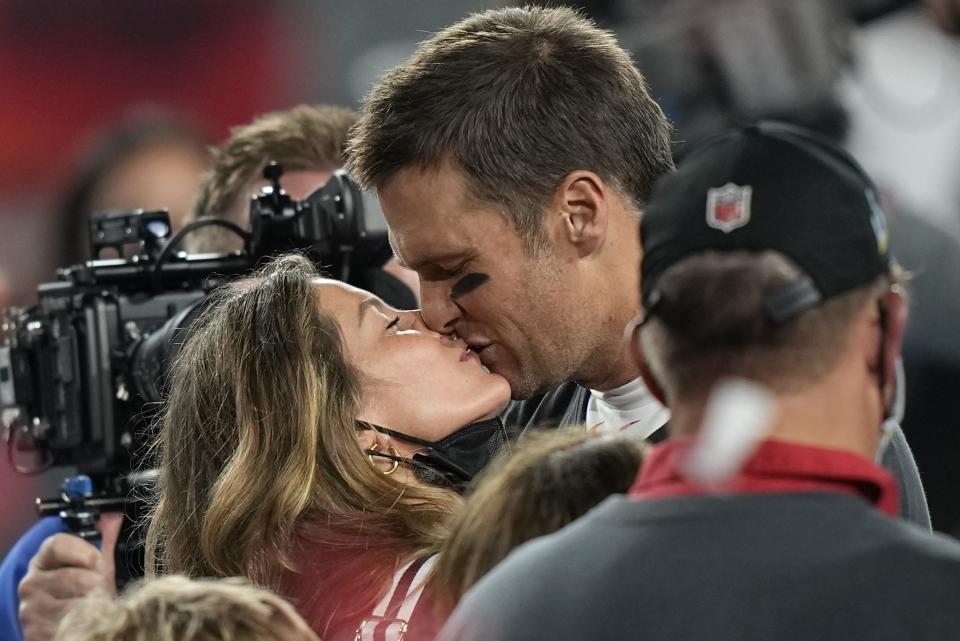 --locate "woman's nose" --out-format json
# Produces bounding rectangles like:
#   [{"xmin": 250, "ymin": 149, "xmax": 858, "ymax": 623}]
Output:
[{"xmin": 405, "ymin": 309, "xmax": 449, "ymax": 339}]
